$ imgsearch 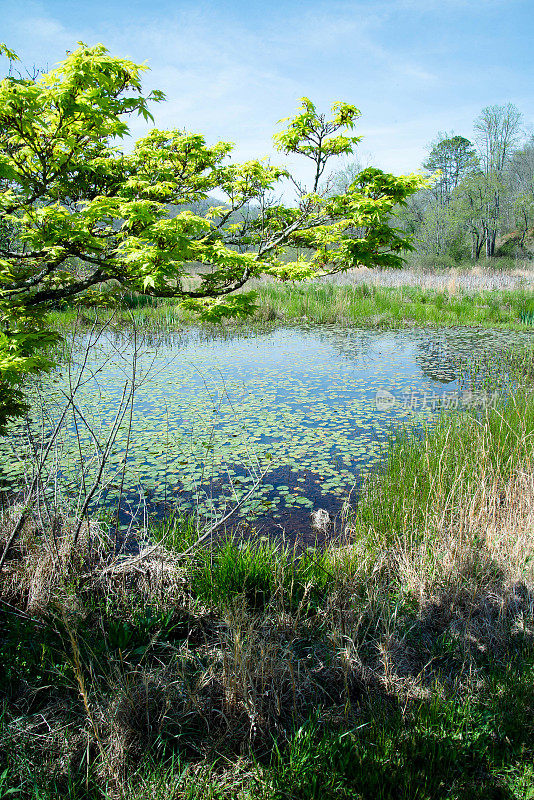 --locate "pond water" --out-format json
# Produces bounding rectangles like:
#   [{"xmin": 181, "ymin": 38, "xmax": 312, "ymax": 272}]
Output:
[{"xmin": 3, "ymin": 324, "xmax": 531, "ymax": 544}]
